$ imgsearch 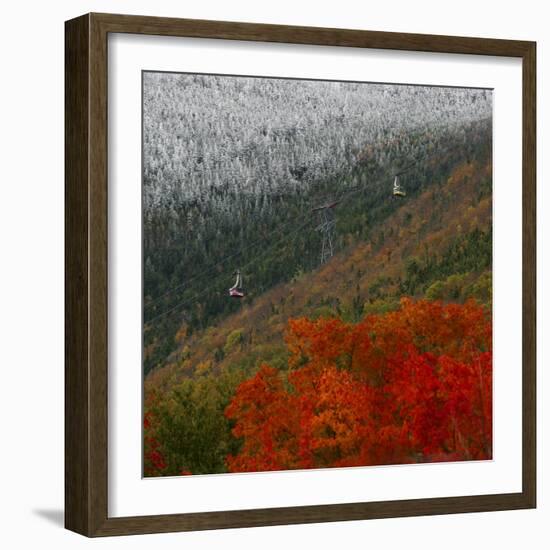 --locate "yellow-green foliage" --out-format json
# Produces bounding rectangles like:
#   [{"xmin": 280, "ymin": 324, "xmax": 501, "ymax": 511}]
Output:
[
  {"xmin": 147, "ymin": 368, "xmax": 247, "ymax": 475},
  {"xmin": 363, "ymin": 297, "xmax": 400, "ymax": 316},
  {"xmin": 224, "ymin": 329, "xmax": 244, "ymax": 354},
  {"xmin": 426, "ymin": 273, "xmax": 468, "ymax": 301},
  {"xmin": 426, "ymin": 271, "xmax": 491, "ymax": 307},
  {"xmin": 465, "ymin": 271, "xmax": 492, "ymax": 306}
]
